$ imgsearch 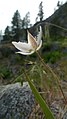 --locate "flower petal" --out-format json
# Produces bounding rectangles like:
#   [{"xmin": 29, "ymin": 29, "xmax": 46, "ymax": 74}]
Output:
[
  {"xmin": 16, "ymin": 50, "xmax": 35, "ymax": 55},
  {"xmin": 27, "ymin": 31, "xmax": 37, "ymax": 49},
  {"xmin": 36, "ymin": 40, "xmax": 42, "ymax": 51},
  {"xmin": 12, "ymin": 41, "xmax": 33, "ymax": 52}
]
